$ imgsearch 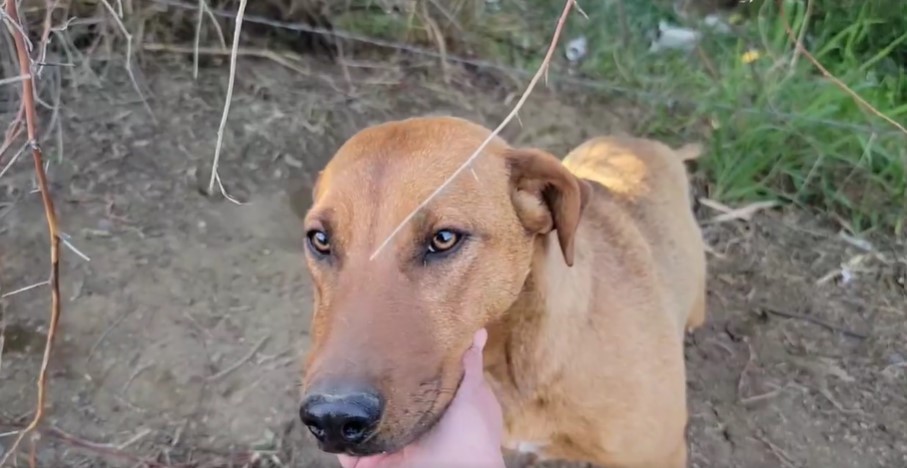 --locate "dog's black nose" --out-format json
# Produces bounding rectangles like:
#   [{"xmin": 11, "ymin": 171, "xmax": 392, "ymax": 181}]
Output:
[{"xmin": 300, "ymin": 389, "xmax": 383, "ymax": 452}]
